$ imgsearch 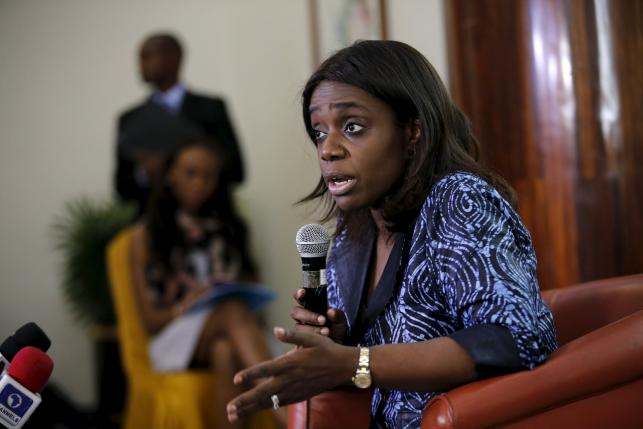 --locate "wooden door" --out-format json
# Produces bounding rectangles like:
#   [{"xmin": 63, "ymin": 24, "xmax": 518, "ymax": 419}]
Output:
[{"xmin": 446, "ymin": 0, "xmax": 643, "ymax": 289}]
